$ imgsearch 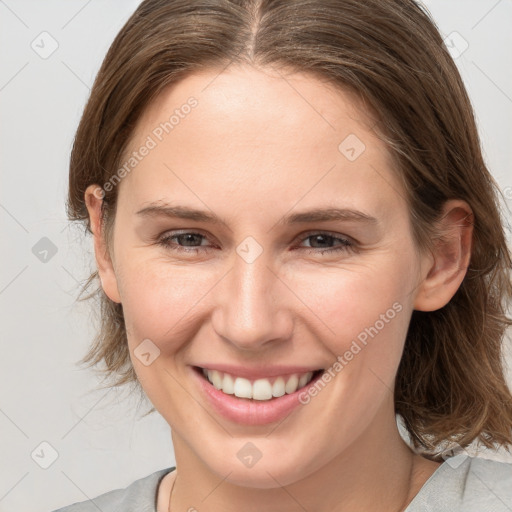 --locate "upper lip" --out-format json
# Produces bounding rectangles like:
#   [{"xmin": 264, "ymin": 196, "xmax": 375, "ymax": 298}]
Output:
[{"xmin": 194, "ymin": 364, "xmax": 323, "ymax": 380}]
